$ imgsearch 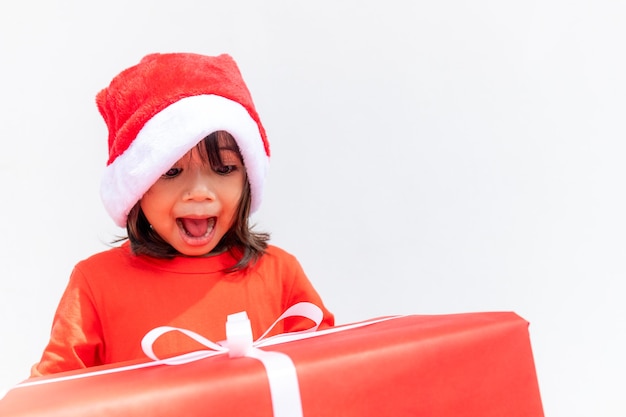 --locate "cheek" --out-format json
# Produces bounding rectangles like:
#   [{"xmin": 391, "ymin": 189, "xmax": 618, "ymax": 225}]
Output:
[
  {"xmin": 142, "ymin": 179, "xmax": 174, "ymax": 203},
  {"xmin": 220, "ymin": 179, "xmax": 246, "ymax": 216},
  {"xmin": 220, "ymin": 175, "xmax": 246, "ymax": 202},
  {"xmin": 139, "ymin": 189, "xmax": 168, "ymax": 220},
  {"xmin": 140, "ymin": 190, "xmax": 154, "ymax": 211},
  {"xmin": 222, "ymin": 189, "xmax": 242, "ymax": 214}
]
